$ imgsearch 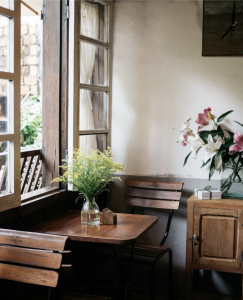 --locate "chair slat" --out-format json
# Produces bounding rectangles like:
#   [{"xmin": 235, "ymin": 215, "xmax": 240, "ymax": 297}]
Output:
[
  {"xmin": 125, "ymin": 187, "xmax": 181, "ymax": 200},
  {"xmin": 0, "ymin": 245, "xmax": 62, "ymax": 269},
  {"xmin": 0, "ymin": 263, "xmax": 58, "ymax": 287},
  {"xmin": 0, "ymin": 229, "xmax": 68, "ymax": 251},
  {"xmin": 125, "ymin": 197, "xmax": 180, "ymax": 210},
  {"xmin": 125, "ymin": 179, "xmax": 183, "ymax": 191}
]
